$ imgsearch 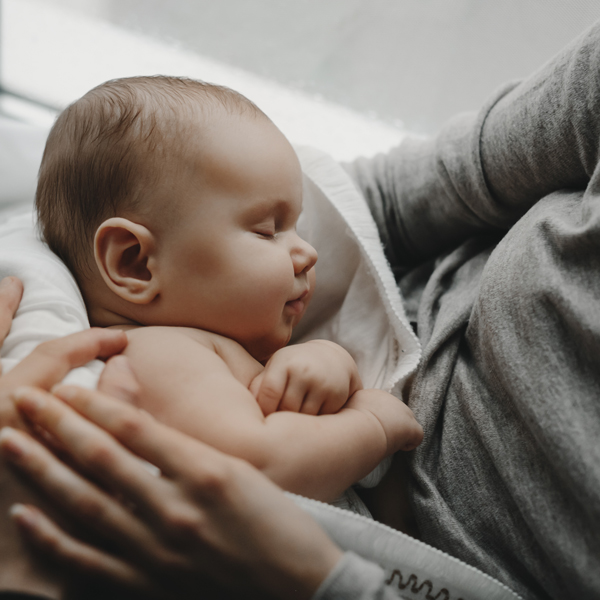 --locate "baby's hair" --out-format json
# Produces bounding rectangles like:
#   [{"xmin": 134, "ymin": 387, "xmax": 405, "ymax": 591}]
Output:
[{"xmin": 36, "ymin": 75, "xmax": 266, "ymax": 282}]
